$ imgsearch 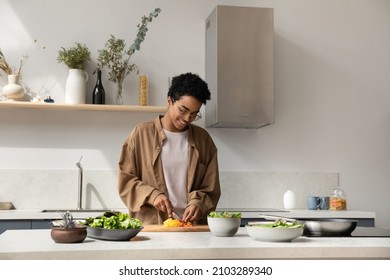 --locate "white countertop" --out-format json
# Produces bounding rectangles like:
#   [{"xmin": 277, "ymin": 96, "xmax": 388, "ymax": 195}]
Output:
[
  {"xmin": 0, "ymin": 209, "xmax": 129, "ymax": 220},
  {"xmin": 0, "ymin": 228, "xmax": 389, "ymax": 260},
  {"xmin": 0, "ymin": 209, "xmax": 376, "ymax": 220}
]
